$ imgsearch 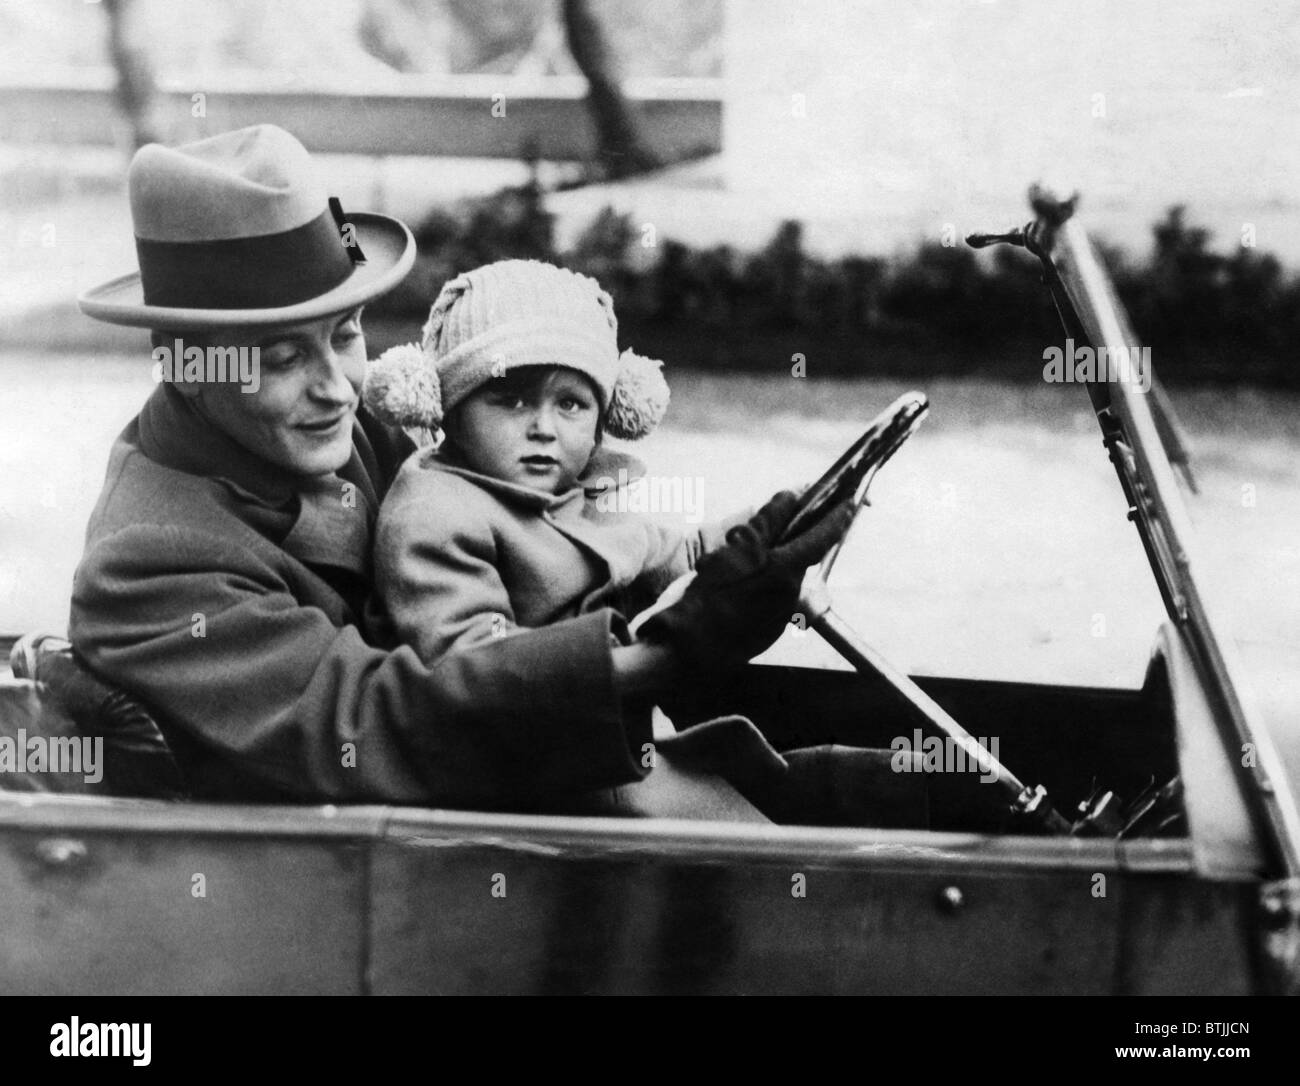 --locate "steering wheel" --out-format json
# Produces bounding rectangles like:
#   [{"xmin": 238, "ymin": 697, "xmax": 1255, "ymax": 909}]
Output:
[
  {"xmin": 783, "ymin": 390, "xmax": 928, "ymax": 575},
  {"xmin": 793, "ymin": 393, "xmax": 1076, "ymax": 834}
]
